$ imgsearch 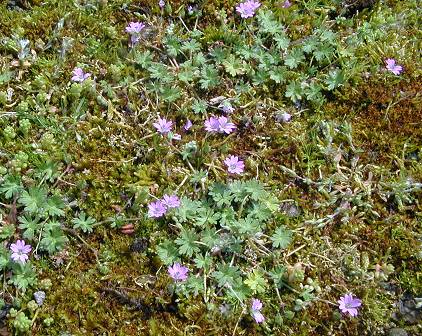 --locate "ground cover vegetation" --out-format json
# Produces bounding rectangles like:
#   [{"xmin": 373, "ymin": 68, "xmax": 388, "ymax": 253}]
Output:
[{"xmin": 0, "ymin": 0, "xmax": 421, "ymax": 334}]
